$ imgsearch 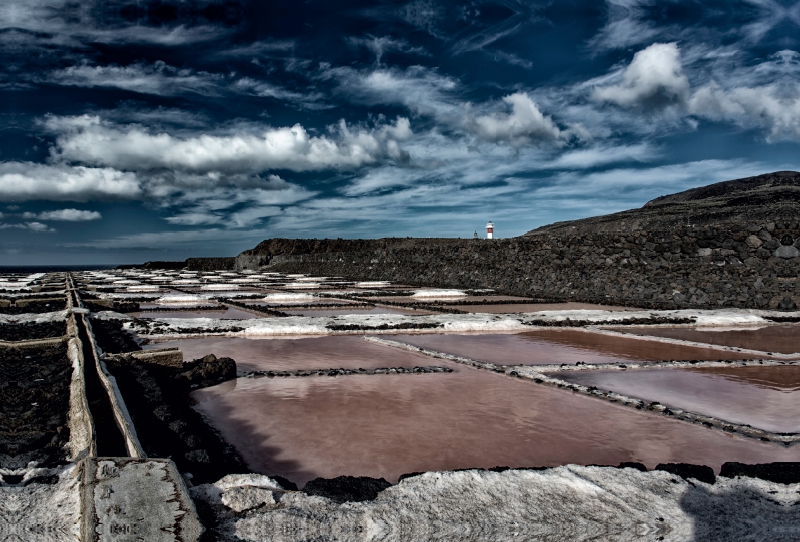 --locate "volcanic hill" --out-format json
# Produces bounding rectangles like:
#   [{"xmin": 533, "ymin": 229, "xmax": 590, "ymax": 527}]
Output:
[{"xmin": 527, "ymin": 171, "xmax": 800, "ymax": 235}]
